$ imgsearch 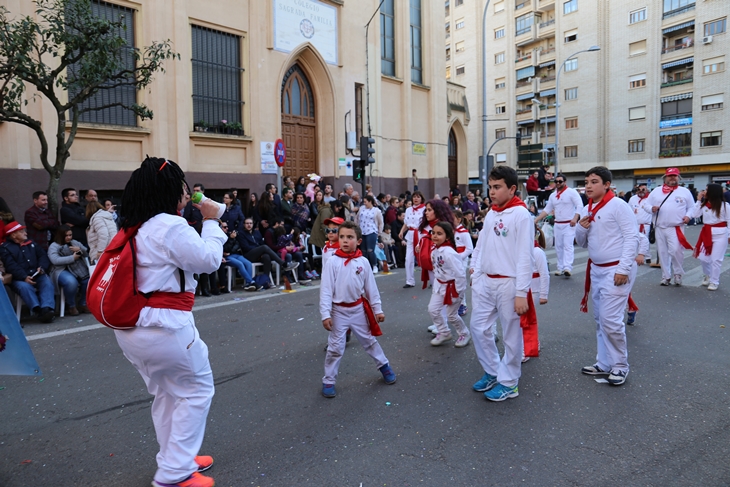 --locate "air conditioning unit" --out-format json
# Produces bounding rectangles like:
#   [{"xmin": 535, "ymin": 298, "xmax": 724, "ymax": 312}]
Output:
[{"xmin": 702, "ymin": 35, "xmax": 713, "ymax": 44}]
